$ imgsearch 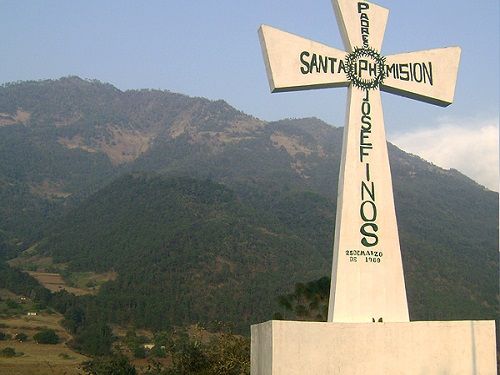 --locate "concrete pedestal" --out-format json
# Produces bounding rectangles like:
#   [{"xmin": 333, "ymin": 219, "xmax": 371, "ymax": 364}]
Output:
[{"xmin": 251, "ymin": 320, "xmax": 497, "ymax": 375}]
